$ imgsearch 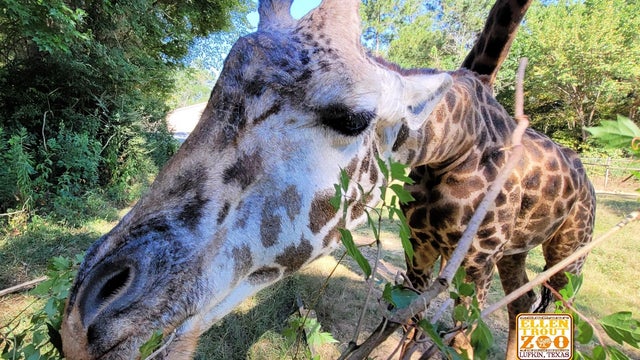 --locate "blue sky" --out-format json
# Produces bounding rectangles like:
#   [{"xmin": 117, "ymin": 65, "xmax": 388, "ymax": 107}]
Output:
[{"xmin": 246, "ymin": 0, "xmax": 322, "ymax": 27}]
